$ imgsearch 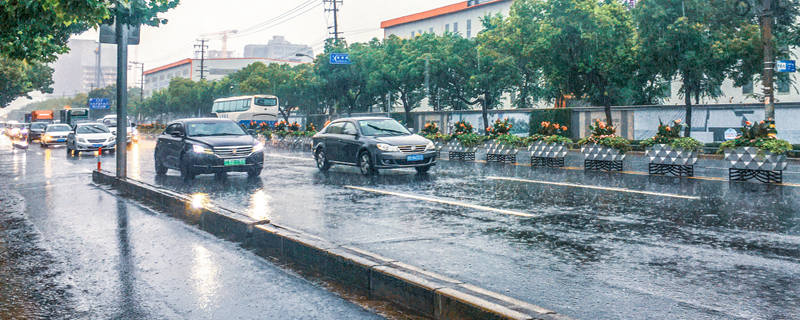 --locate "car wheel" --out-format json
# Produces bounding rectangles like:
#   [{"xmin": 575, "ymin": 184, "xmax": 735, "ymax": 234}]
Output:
[
  {"xmin": 315, "ymin": 148, "xmax": 331, "ymax": 172},
  {"xmin": 247, "ymin": 167, "xmax": 262, "ymax": 178},
  {"xmin": 66, "ymin": 145, "xmax": 72, "ymax": 157},
  {"xmin": 179, "ymin": 157, "xmax": 195, "ymax": 181},
  {"xmin": 155, "ymin": 158, "xmax": 168, "ymax": 176},
  {"xmin": 358, "ymin": 151, "xmax": 377, "ymax": 176},
  {"xmin": 415, "ymin": 165, "xmax": 432, "ymax": 174}
]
